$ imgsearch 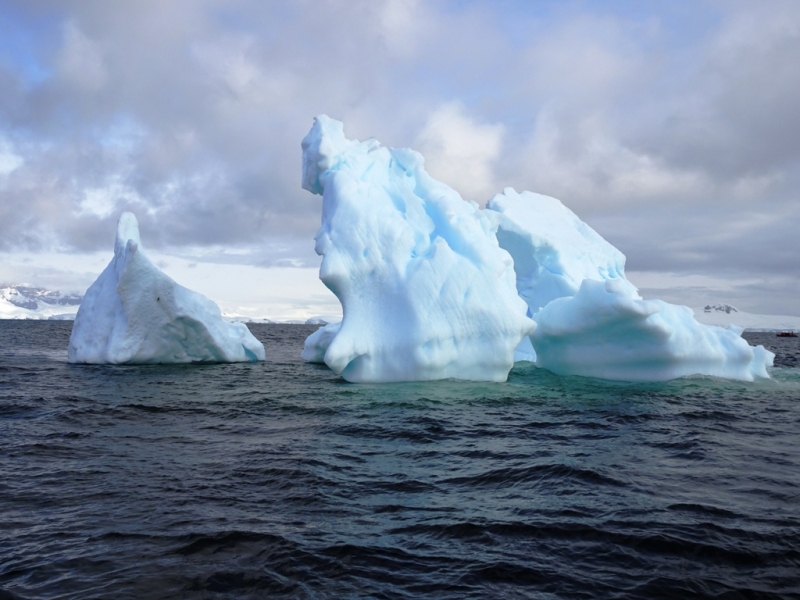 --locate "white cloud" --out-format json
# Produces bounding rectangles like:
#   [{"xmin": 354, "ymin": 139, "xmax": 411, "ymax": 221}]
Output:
[
  {"xmin": 416, "ymin": 101, "xmax": 504, "ymax": 202},
  {"xmin": 192, "ymin": 37, "xmax": 299, "ymax": 111},
  {"xmin": 627, "ymin": 269, "xmax": 799, "ymax": 316},
  {"xmin": 0, "ymin": 140, "xmax": 23, "ymax": 178},
  {"xmin": 514, "ymin": 108, "xmax": 711, "ymax": 211},
  {"xmin": 76, "ymin": 180, "xmax": 145, "ymax": 218},
  {"xmin": 379, "ymin": 0, "xmax": 426, "ymax": 56}
]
